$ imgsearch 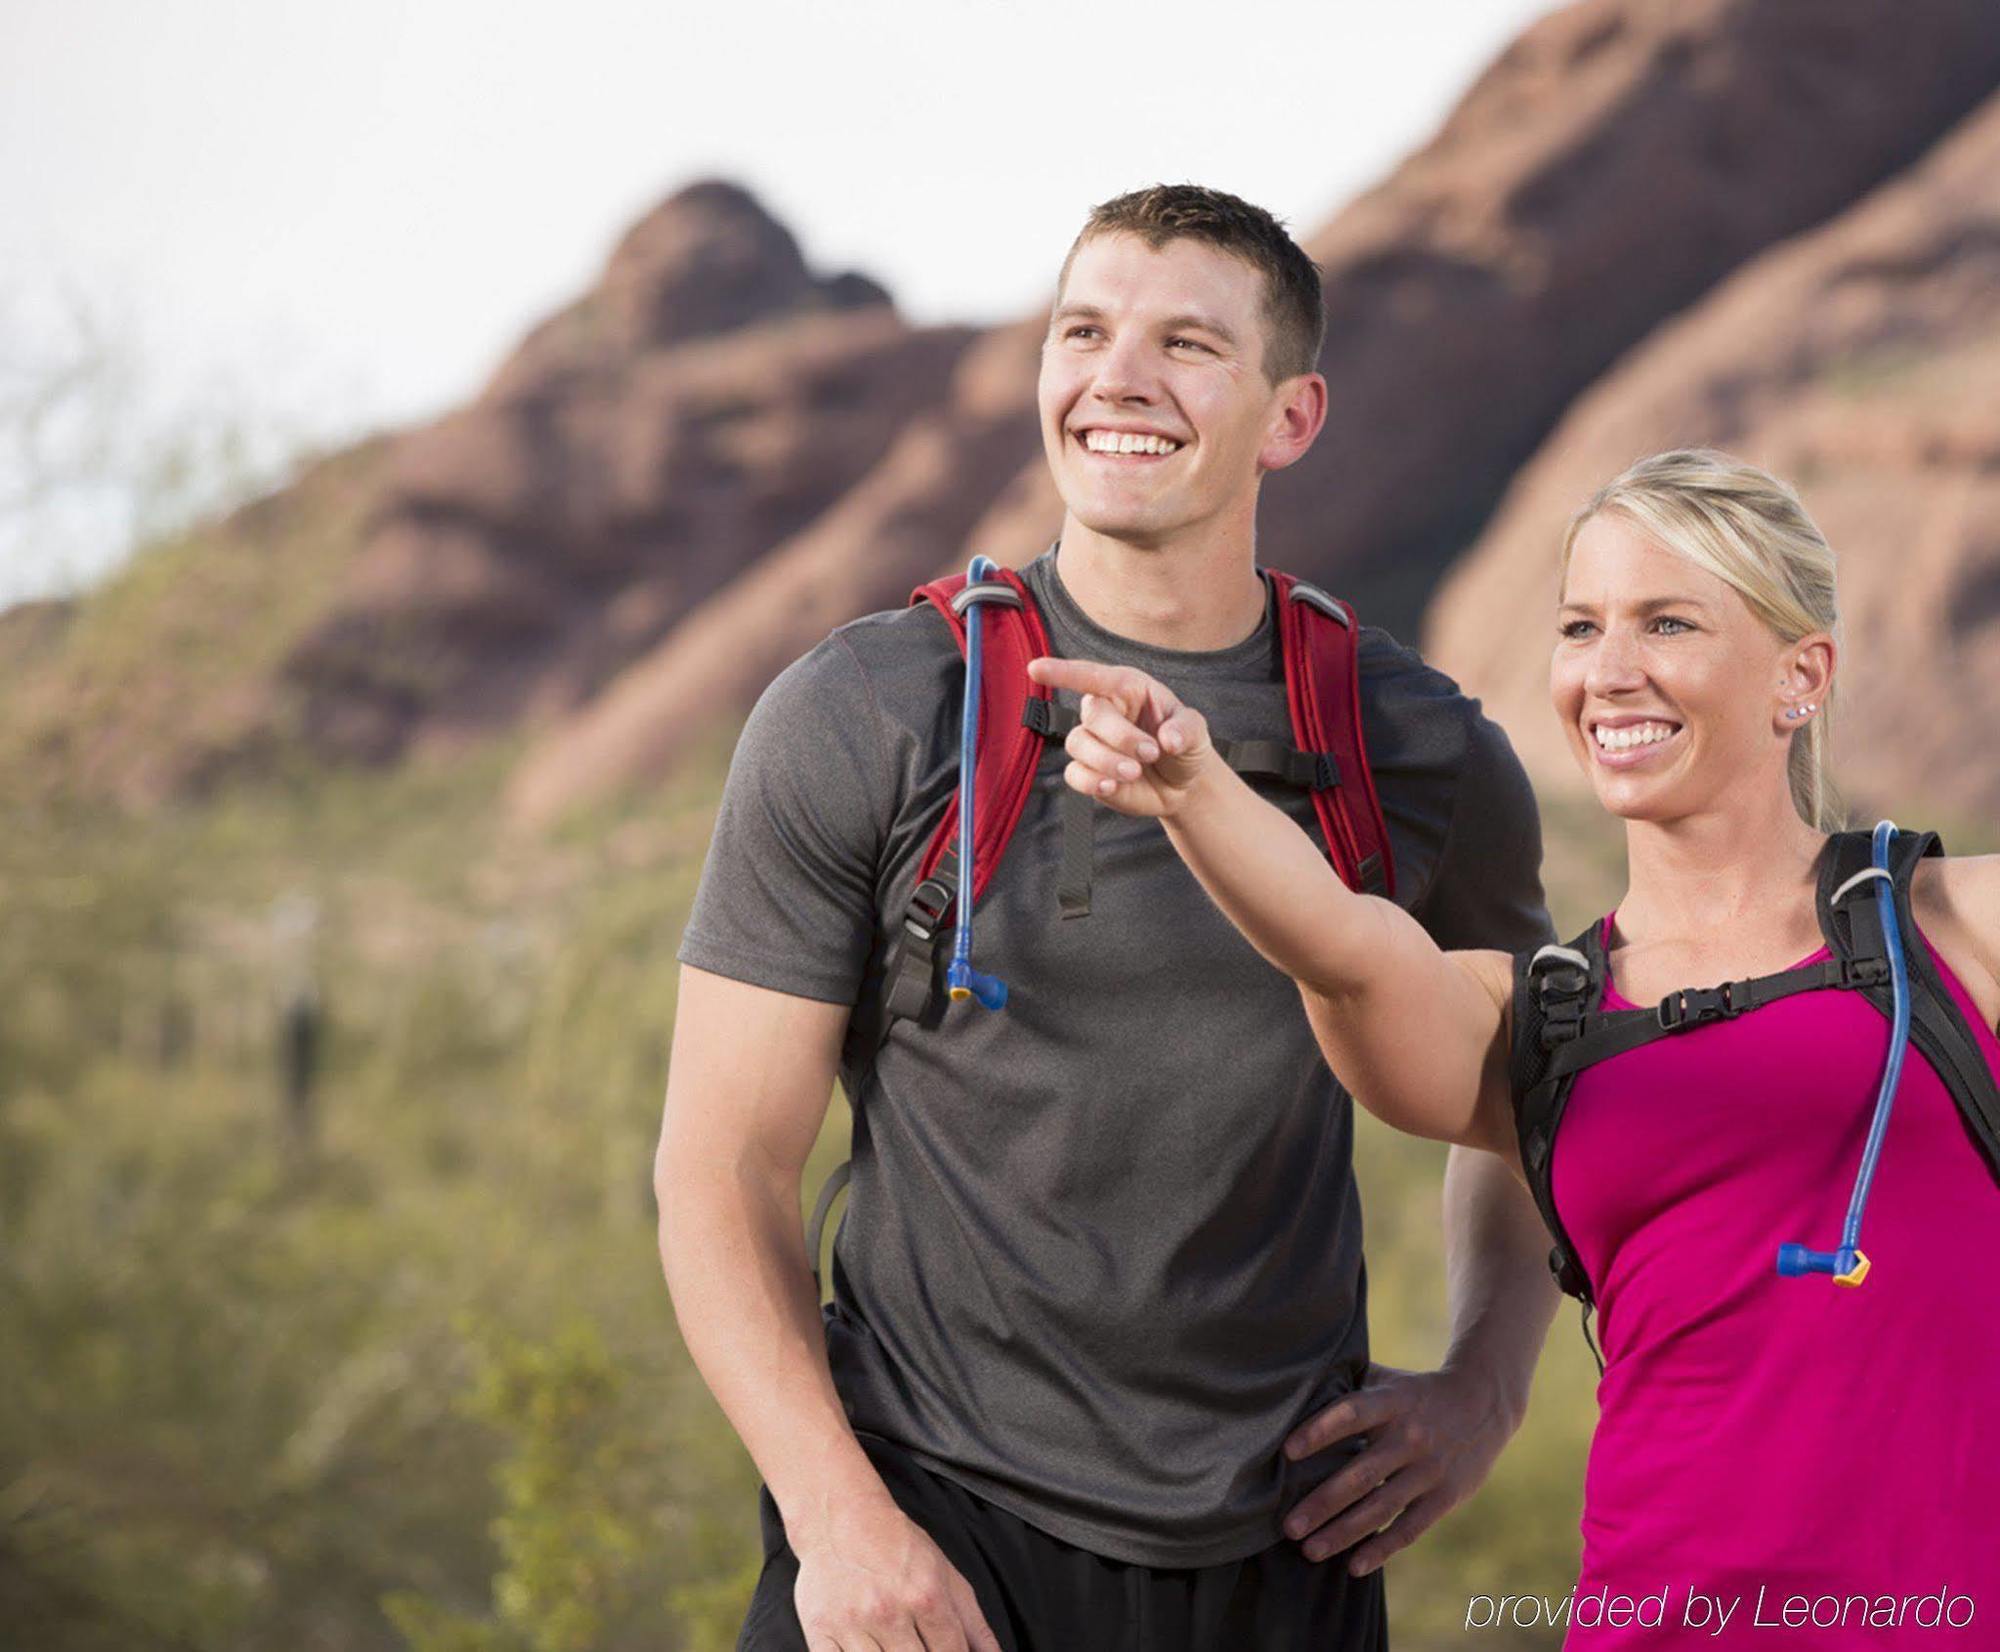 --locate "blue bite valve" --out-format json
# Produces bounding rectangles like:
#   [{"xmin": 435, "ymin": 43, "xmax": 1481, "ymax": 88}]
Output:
[
  {"xmin": 1775, "ymin": 1244, "xmax": 1822, "ymax": 1276},
  {"xmin": 1777, "ymin": 1244, "xmax": 1870, "ymax": 1286},
  {"xmin": 946, "ymin": 961, "xmax": 1008, "ymax": 1011}
]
